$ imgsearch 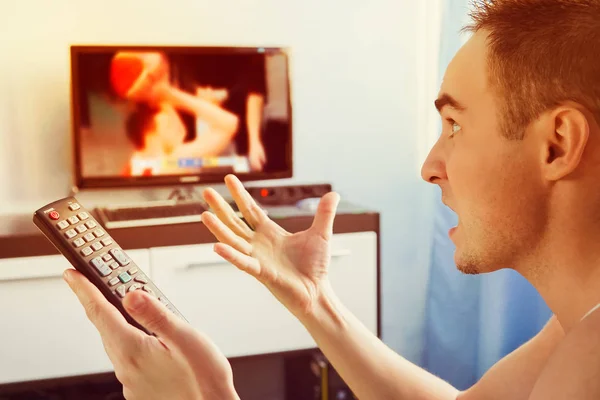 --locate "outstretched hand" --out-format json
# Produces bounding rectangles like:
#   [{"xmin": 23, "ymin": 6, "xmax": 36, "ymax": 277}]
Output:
[{"xmin": 201, "ymin": 174, "xmax": 341, "ymax": 319}]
